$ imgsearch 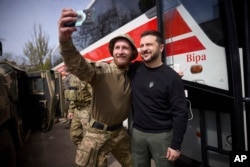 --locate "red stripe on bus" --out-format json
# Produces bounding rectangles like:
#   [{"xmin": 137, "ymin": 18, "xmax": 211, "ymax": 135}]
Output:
[
  {"xmin": 127, "ymin": 19, "xmax": 157, "ymax": 47},
  {"xmin": 84, "ymin": 43, "xmax": 109, "ymax": 61},
  {"xmin": 166, "ymin": 36, "xmax": 205, "ymax": 56},
  {"xmin": 55, "ymin": 9, "xmax": 205, "ymax": 70},
  {"xmin": 84, "ymin": 19, "xmax": 157, "ymax": 61},
  {"xmin": 164, "ymin": 9, "xmax": 192, "ymax": 38}
]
